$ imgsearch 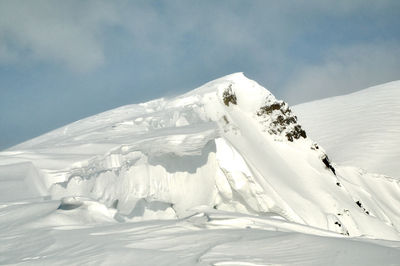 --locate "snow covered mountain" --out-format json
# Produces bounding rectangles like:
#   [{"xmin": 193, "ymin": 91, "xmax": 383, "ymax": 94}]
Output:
[
  {"xmin": 0, "ymin": 73, "xmax": 399, "ymax": 265},
  {"xmin": 293, "ymin": 80, "xmax": 400, "ymax": 178}
]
